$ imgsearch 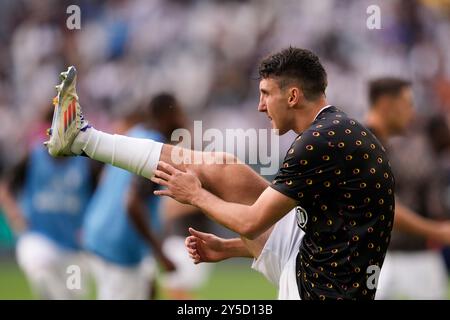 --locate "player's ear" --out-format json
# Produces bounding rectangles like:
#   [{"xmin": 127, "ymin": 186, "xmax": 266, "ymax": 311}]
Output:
[{"xmin": 288, "ymin": 87, "xmax": 302, "ymax": 107}]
